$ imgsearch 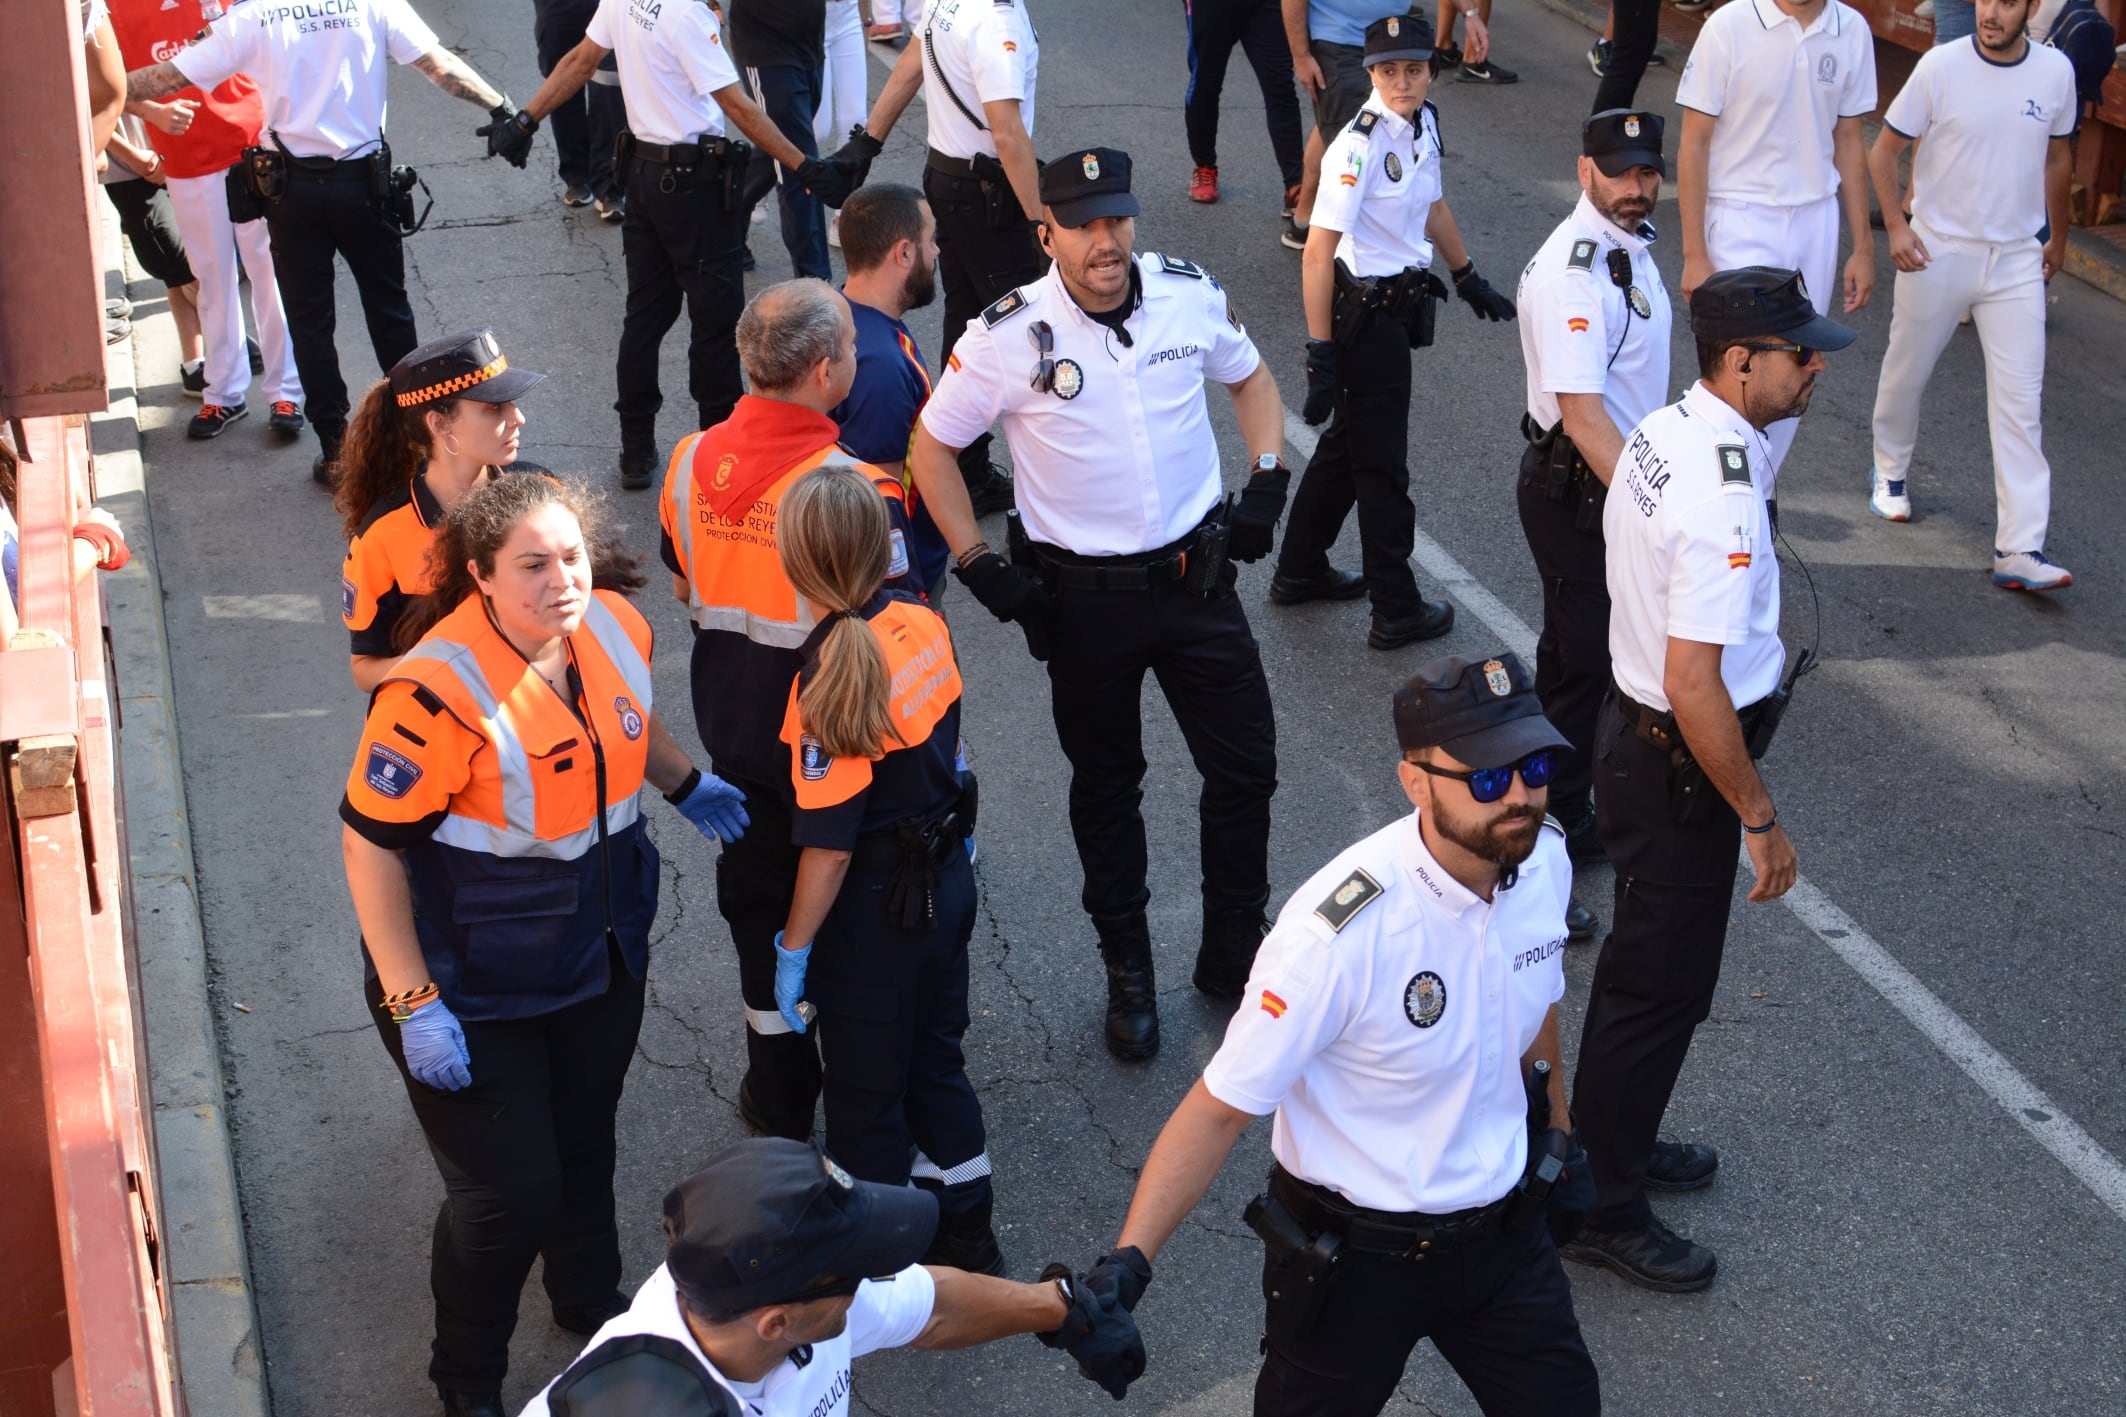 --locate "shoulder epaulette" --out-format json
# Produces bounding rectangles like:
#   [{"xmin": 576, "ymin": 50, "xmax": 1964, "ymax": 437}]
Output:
[
  {"xmin": 1717, "ymin": 443, "xmax": 1751, "ymax": 486},
  {"xmin": 1352, "ymin": 109, "xmax": 1379, "ymax": 136},
  {"xmin": 1152, "ymin": 252, "xmax": 1205, "ymax": 279},
  {"xmin": 1312, "ymin": 868, "xmax": 1384, "ymax": 934},
  {"xmin": 1422, "ymin": 99, "xmax": 1441, "ymax": 154},
  {"xmin": 1567, "ymin": 238, "xmax": 1598, "ymax": 272},
  {"xmin": 1541, "ymin": 814, "xmax": 1565, "ymax": 837},
  {"xmin": 979, "ymin": 288, "xmax": 1029, "ymax": 328}
]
